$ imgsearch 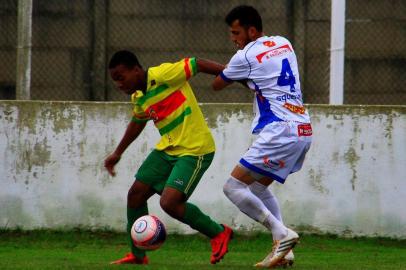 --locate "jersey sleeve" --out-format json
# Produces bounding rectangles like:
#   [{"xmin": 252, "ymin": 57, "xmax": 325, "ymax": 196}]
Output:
[
  {"xmin": 221, "ymin": 51, "xmax": 250, "ymax": 82},
  {"xmin": 131, "ymin": 105, "xmax": 149, "ymax": 123},
  {"xmin": 156, "ymin": 58, "xmax": 198, "ymax": 87}
]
